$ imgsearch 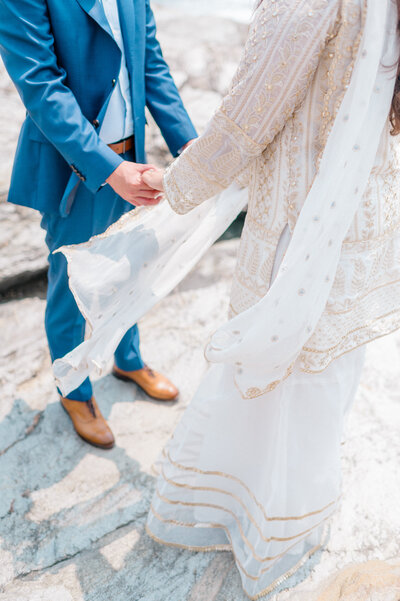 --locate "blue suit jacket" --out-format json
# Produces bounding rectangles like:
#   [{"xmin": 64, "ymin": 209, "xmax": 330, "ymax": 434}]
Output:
[{"xmin": 0, "ymin": 0, "xmax": 197, "ymax": 215}]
